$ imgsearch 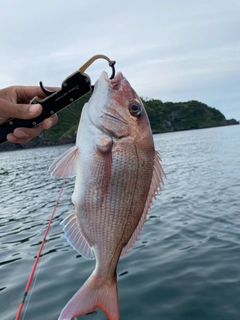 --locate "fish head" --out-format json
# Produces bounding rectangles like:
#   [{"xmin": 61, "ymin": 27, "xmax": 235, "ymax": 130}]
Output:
[{"xmin": 88, "ymin": 71, "xmax": 153, "ymax": 142}]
